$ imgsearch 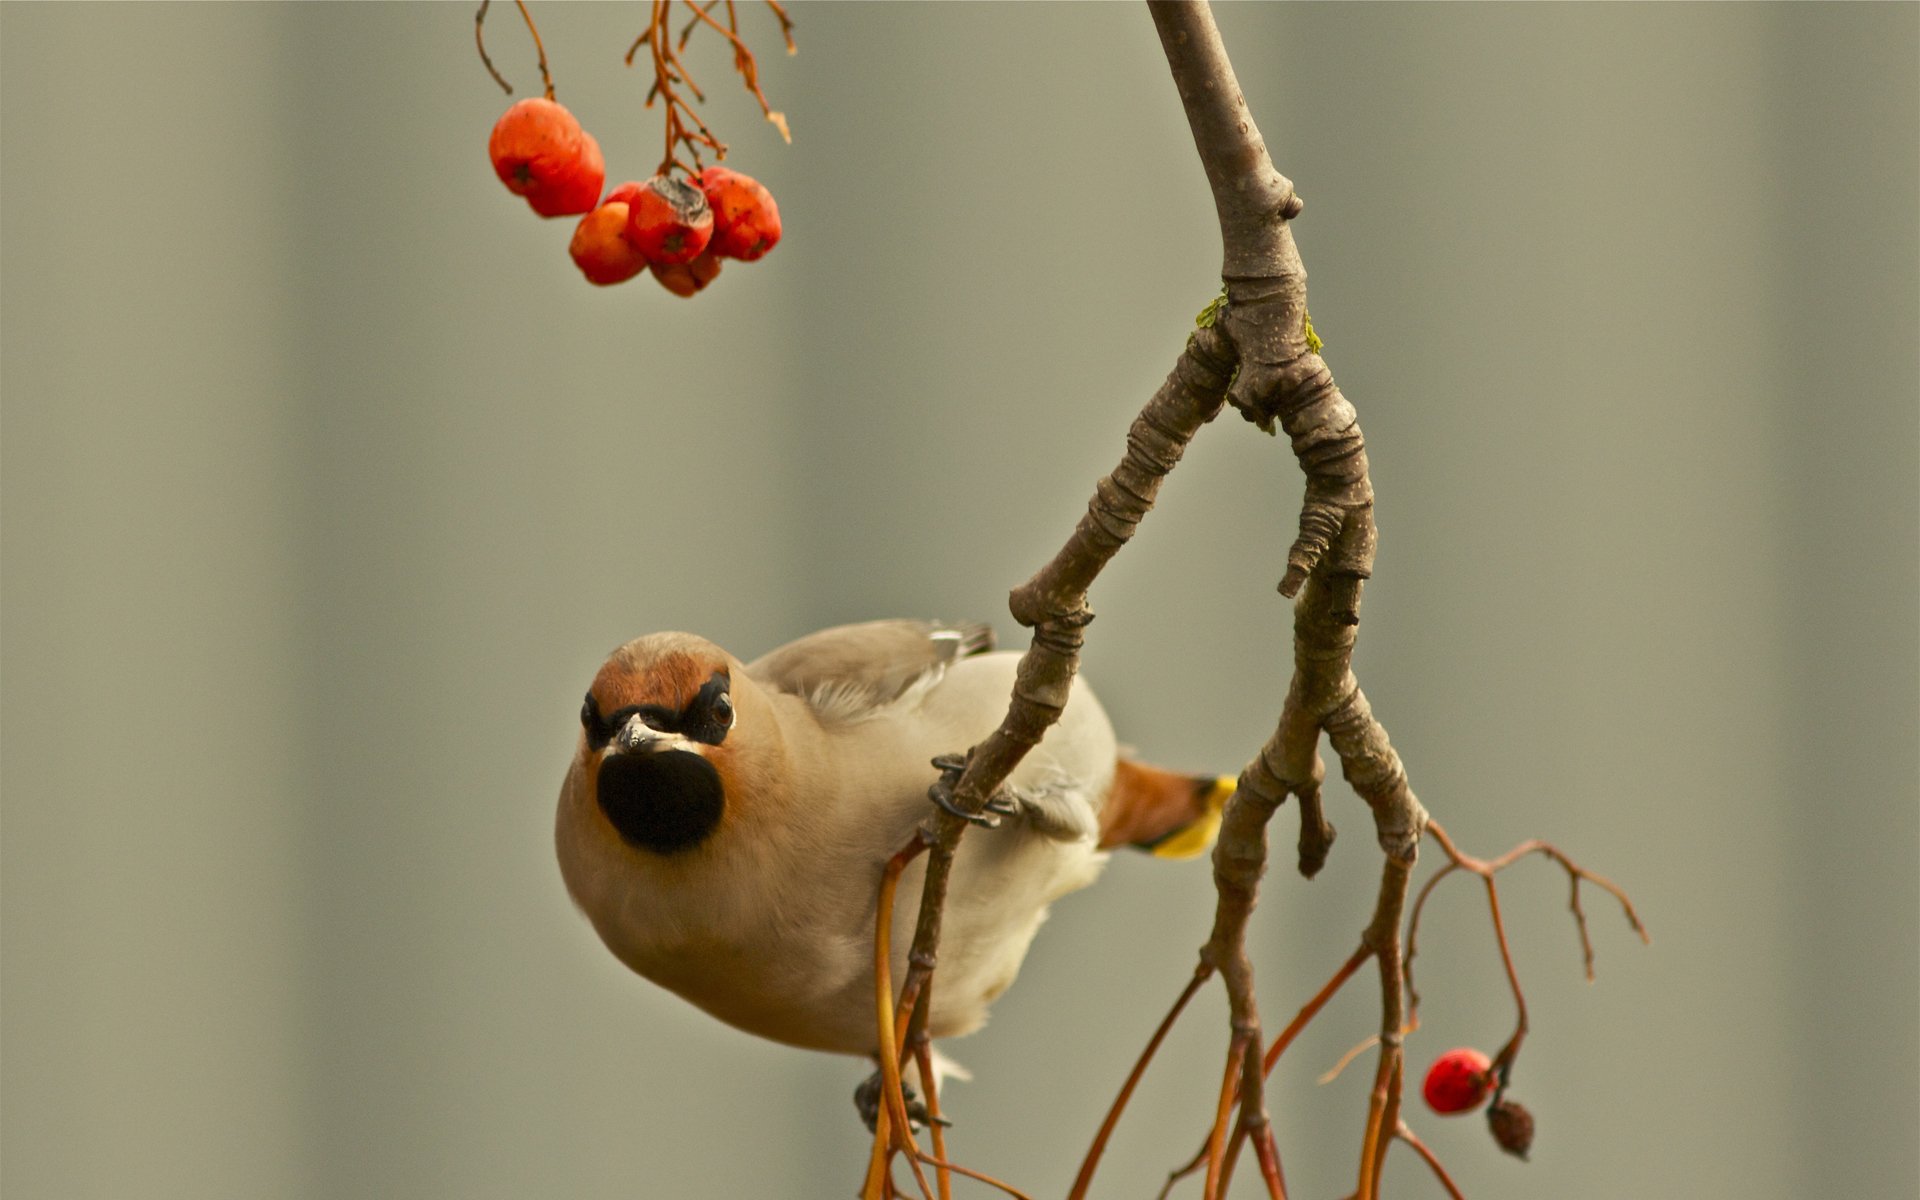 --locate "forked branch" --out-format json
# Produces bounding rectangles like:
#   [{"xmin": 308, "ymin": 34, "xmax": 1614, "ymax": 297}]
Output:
[{"xmin": 865, "ymin": 6, "xmax": 1640, "ymax": 1198}]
